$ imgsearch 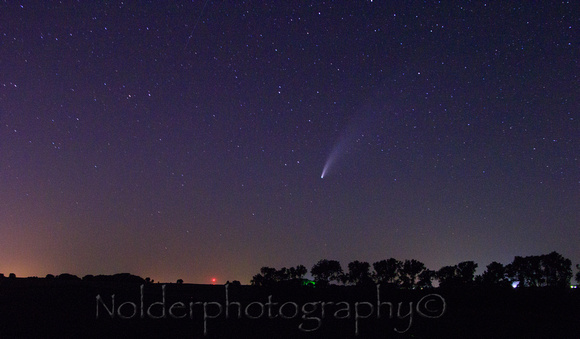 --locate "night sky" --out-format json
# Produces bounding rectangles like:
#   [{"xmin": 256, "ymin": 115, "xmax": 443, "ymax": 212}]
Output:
[{"xmin": 1, "ymin": 1, "xmax": 578, "ymax": 284}]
